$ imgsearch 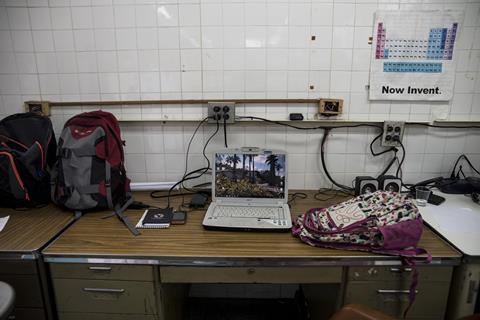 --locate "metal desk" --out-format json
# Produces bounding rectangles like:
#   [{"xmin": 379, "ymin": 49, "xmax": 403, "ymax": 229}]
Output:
[
  {"xmin": 0, "ymin": 205, "xmax": 75, "ymax": 320},
  {"xmin": 42, "ymin": 192, "xmax": 462, "ymax": 320}
]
